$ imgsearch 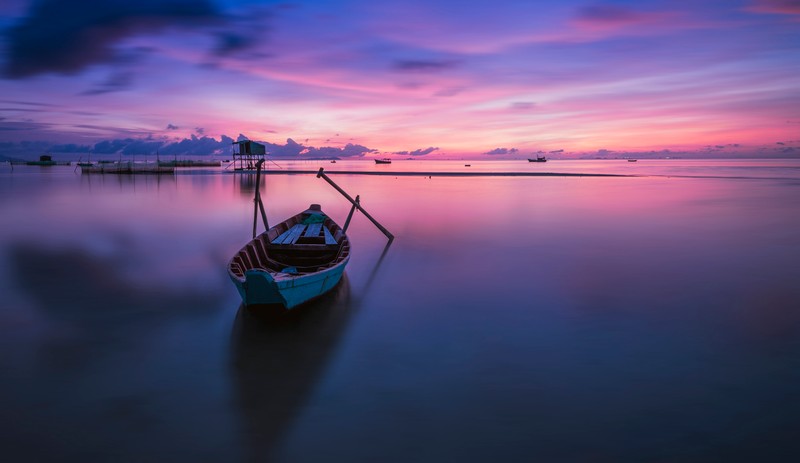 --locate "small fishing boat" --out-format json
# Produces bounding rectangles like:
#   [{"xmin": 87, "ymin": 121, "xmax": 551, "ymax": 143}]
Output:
[
  {"xmin": 374, "ymin": 158, "xmax": 392, "ymax": 164},
  {"xmin": 228, "ymin": 204, "xmax": 350, "ymax": 308},
  {"xmin": 528, "ymin": 156, "xmax": 547, "ymax": 163},
  {"xmin": 627, "ymin": 159, "xmax": 638, "ymax": 162}
]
